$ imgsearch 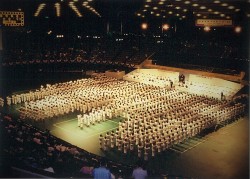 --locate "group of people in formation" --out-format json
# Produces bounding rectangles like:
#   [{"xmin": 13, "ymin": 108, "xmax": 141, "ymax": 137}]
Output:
[
  {"xmin": 6, "ymin": 73, "xmax": 246, "ymax": 159},
  {"xmin": 123, "ymin": 70, "xmax": 177, "ymax": 88},
  {"xmin": 16, "ymin": 74, "xmax": 118, "ymax": 121},
  {"xmin": 98, "ymin": 88, "xmax": 245, "ymax": 160}
]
